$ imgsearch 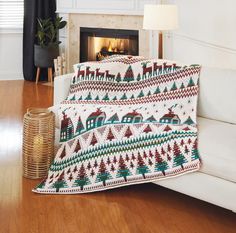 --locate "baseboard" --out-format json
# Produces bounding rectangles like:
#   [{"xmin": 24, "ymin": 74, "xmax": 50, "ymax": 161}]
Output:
[{"xmin": 0, "ymin": 72, "xmax": 24, "ymax": 80}]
